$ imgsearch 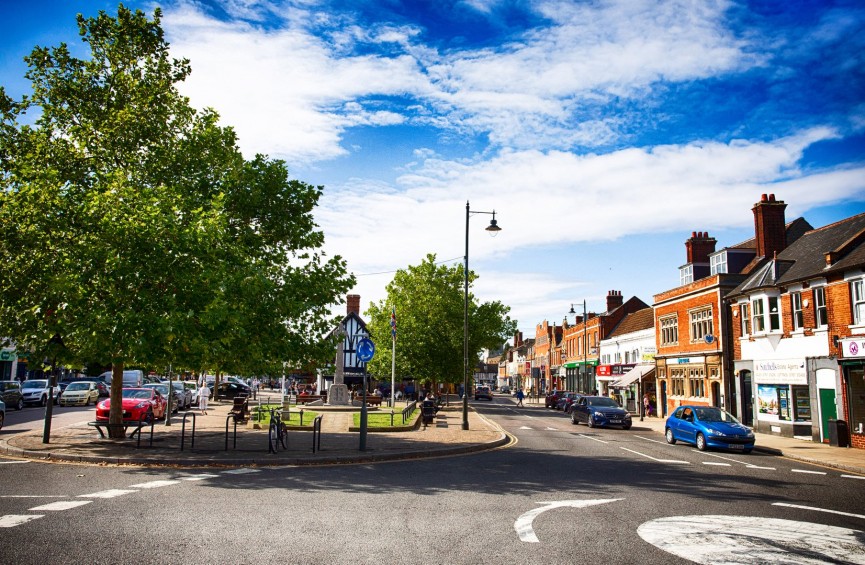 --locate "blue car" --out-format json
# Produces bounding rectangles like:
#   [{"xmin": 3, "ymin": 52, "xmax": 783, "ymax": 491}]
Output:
[
  {"xmin": 0, "ymin": 398, "xmax": 5, "ymax": 430},
  {"xmin": 570, "ymin": 396, "xmax": 632, "ymax": 429},
  {"xmin": 665, "ymin": 405, "xmax": 755, "ymax": 454}
]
